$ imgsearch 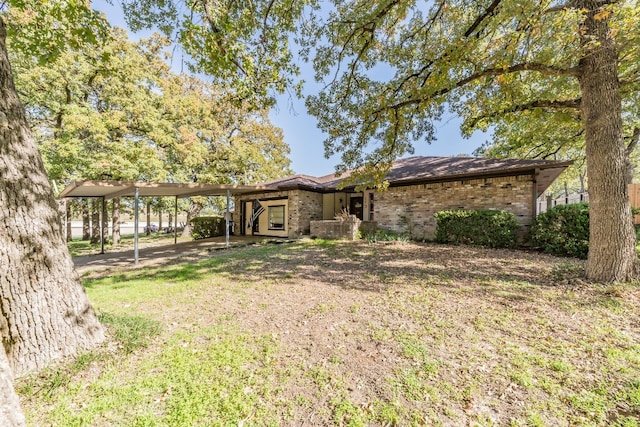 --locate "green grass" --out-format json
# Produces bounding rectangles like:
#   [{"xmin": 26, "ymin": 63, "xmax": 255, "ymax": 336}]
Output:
[
  {"xmin": 17, "ymin": 240, "xmax": 640, "ymax": 425},
  {"xmin": 29, "ymin": 328, "xmax": 281, "ymax": 426},
  {"xmin": 98, "ymin": 312, "xmax": 162, "ymax": 354}
]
